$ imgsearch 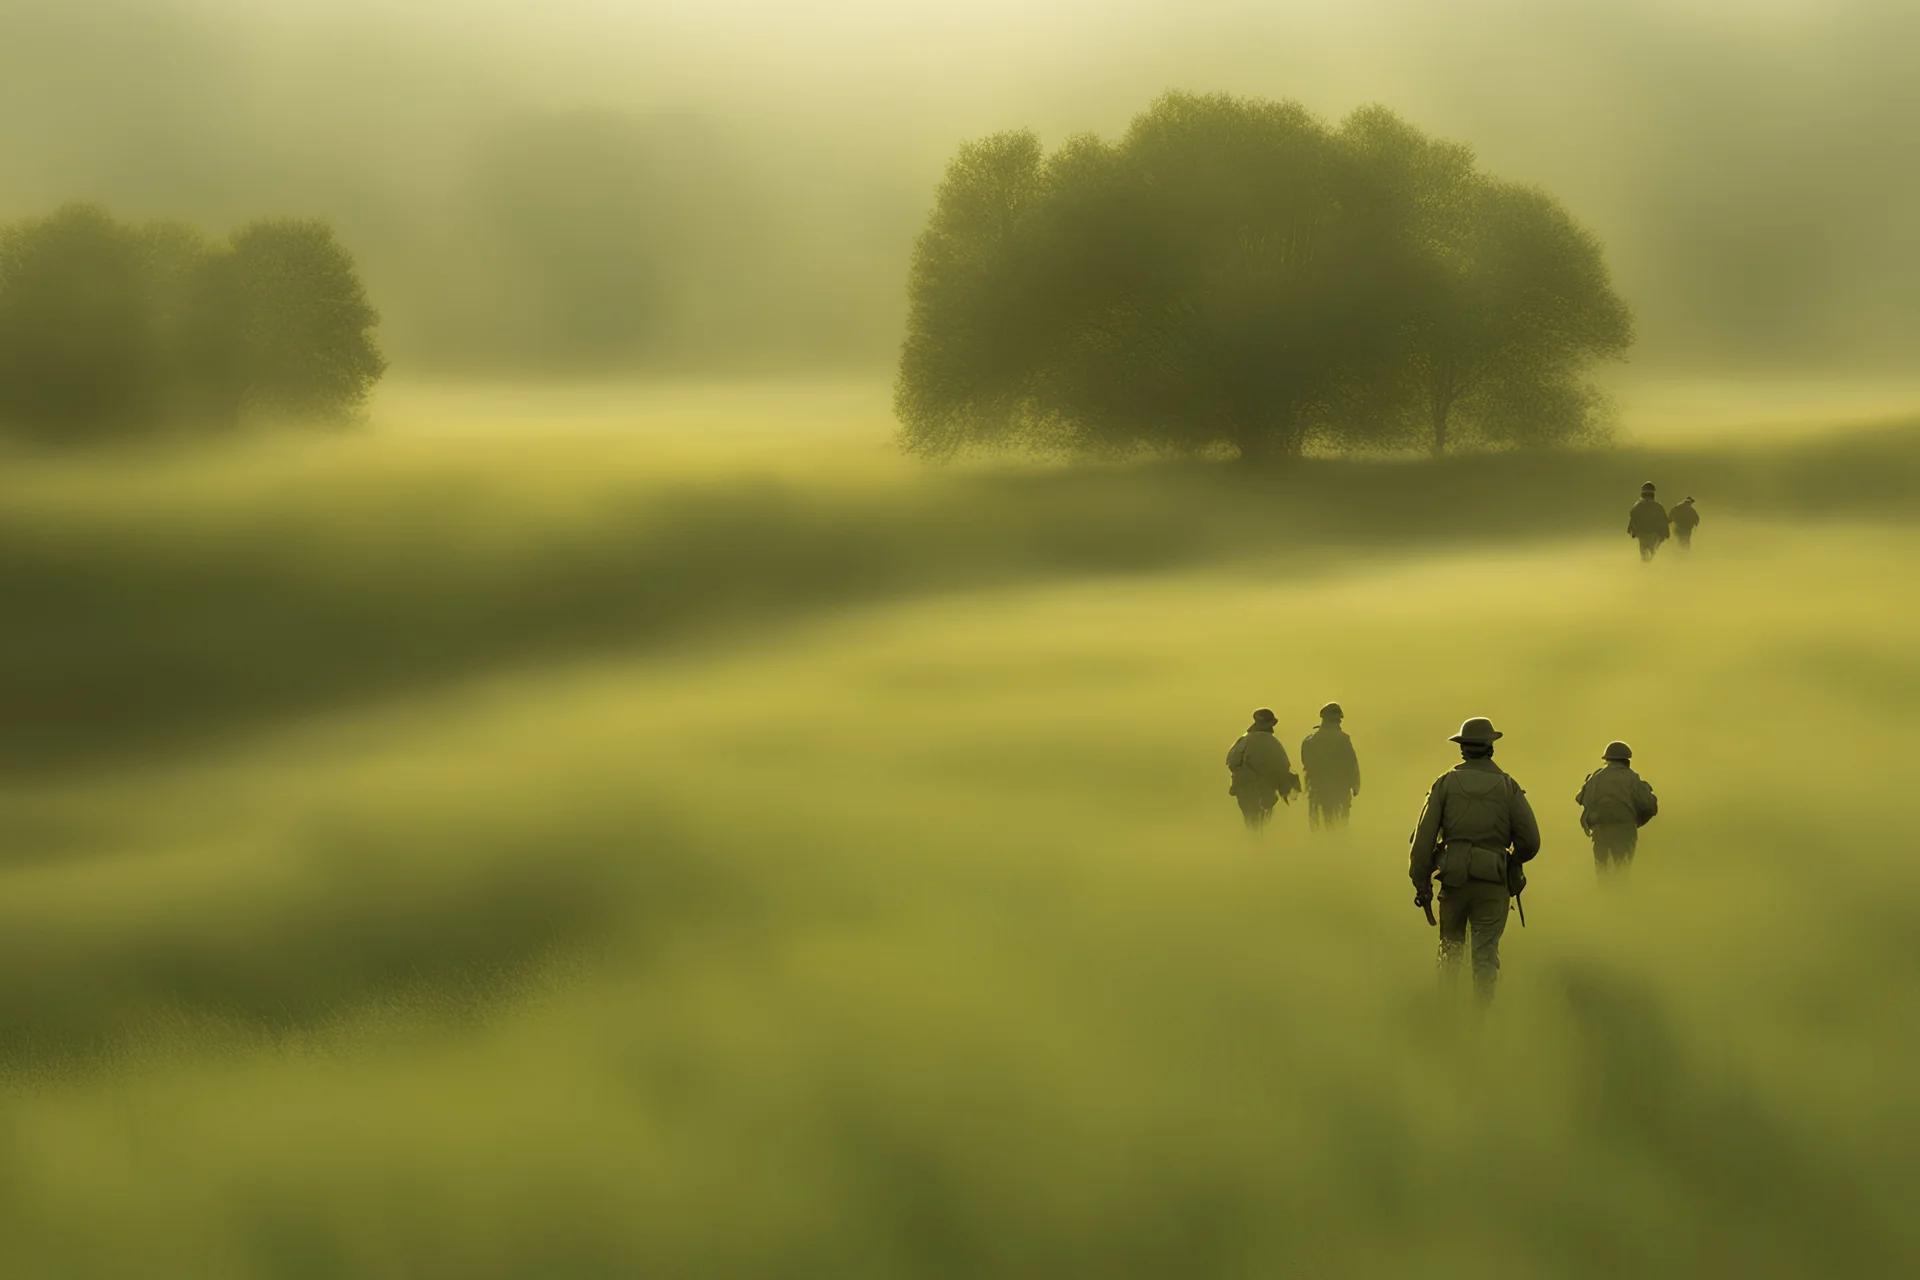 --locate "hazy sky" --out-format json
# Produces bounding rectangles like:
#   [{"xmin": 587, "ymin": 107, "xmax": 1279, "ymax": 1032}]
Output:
[{"xmin": 4, "ymin": 0, "xmax": 1914, "ymax": 371}]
